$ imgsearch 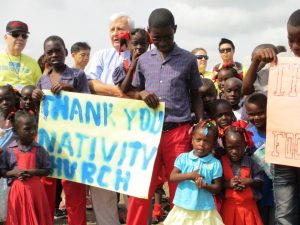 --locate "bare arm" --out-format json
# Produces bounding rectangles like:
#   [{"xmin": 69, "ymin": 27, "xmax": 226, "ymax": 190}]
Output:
[
  {"xmin": 242, "ymin": 48, "xmax": 277, "ymax": 95},
  {"xmin": 198, "ymin": 177, "xmax": 222, "ymax": 195},
  {"xmin": 139, "ymin": 90, "xmax": 159, "ymax": 108},
  {"xmin": 88, "ymin": 80, "xmax": 126, "ymax": 97},
  {"xmin": 240, "ymin": 177, "xmax": 263, "ymax": 189},
  {"xmin": 170, "ymin": 167, "xmax": 201, "ymax": 182},
  {"xmin": 242, "ymin": 59, "xmax": 260, "ymax": 95},
  {"xmin": 191, "ymin": 89, "xmax": 204, "ymax": 121},
  {"xmin": 5, "ymin": 168, "xmax": 50, "ymax": 180},
  {"xmin": 27, "ymin": 168, "xmax": 50, "ymax": 177},
  {"xmin": 120, "ymin": 51, "xmax": 139, "ymax": 93}
]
